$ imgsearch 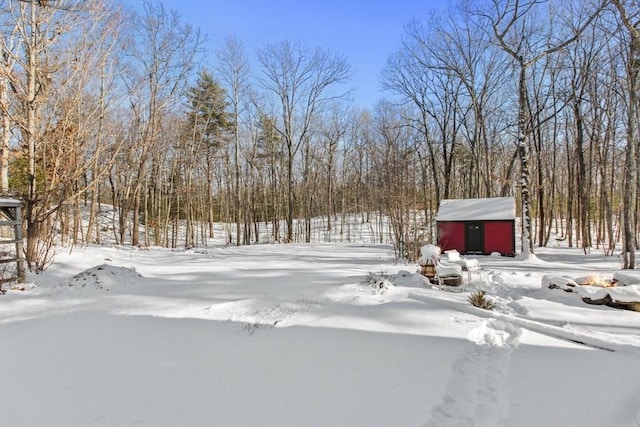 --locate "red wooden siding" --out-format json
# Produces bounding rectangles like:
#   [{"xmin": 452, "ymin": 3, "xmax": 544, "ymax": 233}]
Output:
[
  {"xmin": 437, "ymin": 221, "xmax": 465, "ymax": 252},
  {"xmin": 483, "ymin": 221, "xmax": 514, "ymax": 256},
  {"xmin": 437, "ymin": 220, "xmax": 515, "ymax": 256}
]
